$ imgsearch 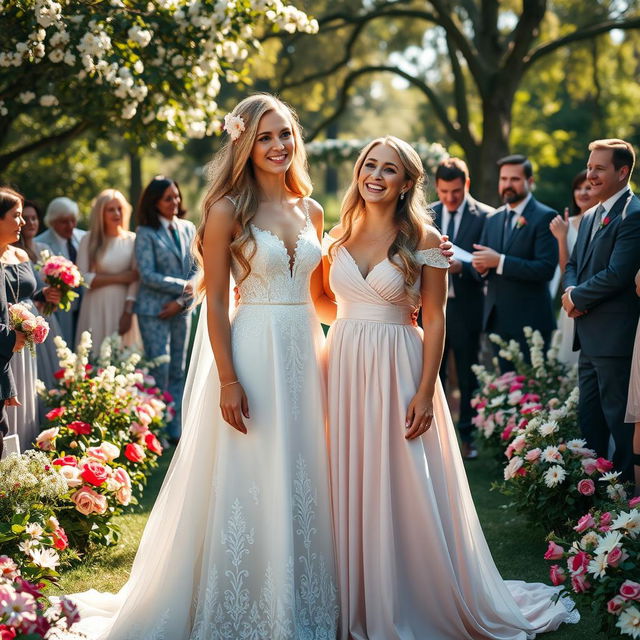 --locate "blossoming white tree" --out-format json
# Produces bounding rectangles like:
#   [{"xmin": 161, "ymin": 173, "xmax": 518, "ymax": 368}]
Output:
[{"xmin": 0, "ymin": 0, "xmax": 318, "ymax": 173}]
